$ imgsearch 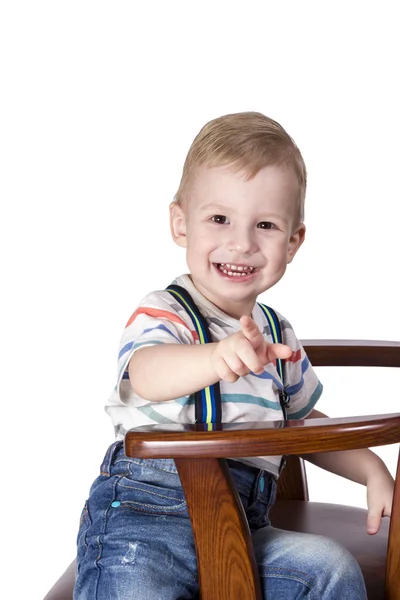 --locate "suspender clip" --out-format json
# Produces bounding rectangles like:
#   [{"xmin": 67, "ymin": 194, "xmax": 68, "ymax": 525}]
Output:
[{"xmin": 279, "ymin": 389, "xmax": 290, "ymax": 406}]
